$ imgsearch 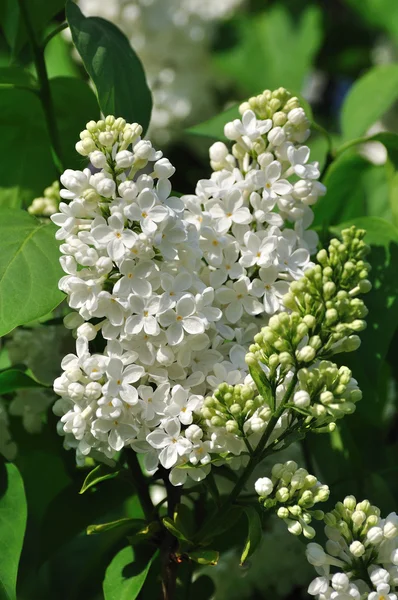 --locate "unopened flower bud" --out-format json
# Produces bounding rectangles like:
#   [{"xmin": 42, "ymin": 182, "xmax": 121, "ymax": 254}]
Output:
[
  {"xmin": 349, "ymin": 541, "xmax": 365, "ymax": 557},
  {"xmin": 255, "ymin": 477, "xmax": 273, "ymax": 497}
]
